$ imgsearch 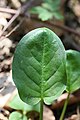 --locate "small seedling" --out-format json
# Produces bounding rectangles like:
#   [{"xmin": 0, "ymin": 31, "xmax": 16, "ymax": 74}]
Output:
[
  {"xmin": 12, "ymin": 27, "xmax": 66, "ymax": 120},
  {"xmin": 30, "ymin": 0, "xmax": 63, "ymax": 21},
  {"xmin": 9, "ymin": 94, "xmax": 40, "ymax": 120},
  {"xmin": 60, "ymin": 50, "xmax": 80, "ymax": 120}
]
